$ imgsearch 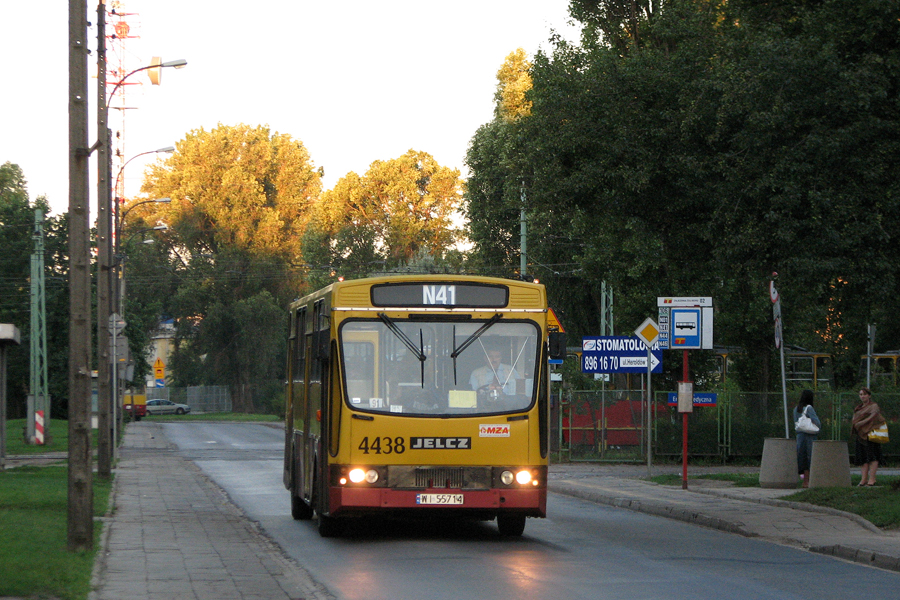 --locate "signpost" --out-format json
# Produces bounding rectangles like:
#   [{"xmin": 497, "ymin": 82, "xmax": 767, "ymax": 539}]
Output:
[
  {"xmin": 771, "ymin": 278, "xmax": 789, "ymax": 437},
  {"xmin": 153, "ymin": 357, "xmax": 165, "ymax": 388},
  {"xmin": 658, "ymin": 296, "xmax": 715, "ymax": 489},
  {"xmin": 634, "ymin": 318, "xmax": 660, "ymax": 475},
  {"xmin": 658, "ymin": 297, "xmax": 714, "ymax": 350}
]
